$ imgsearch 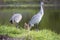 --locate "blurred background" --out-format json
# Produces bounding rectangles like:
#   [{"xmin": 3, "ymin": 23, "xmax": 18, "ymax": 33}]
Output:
[{"xmin": 0, "ymin": 0, "xmax": 60, "ymax": 33}]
